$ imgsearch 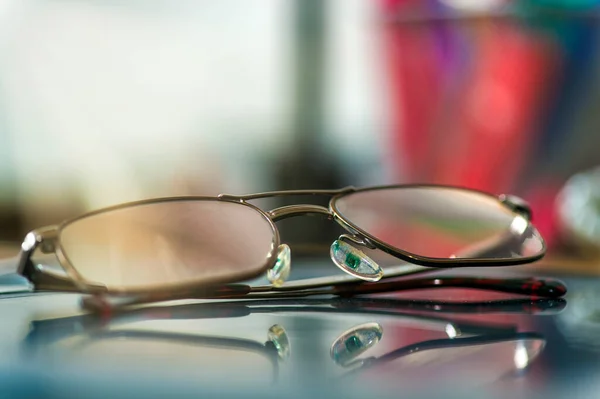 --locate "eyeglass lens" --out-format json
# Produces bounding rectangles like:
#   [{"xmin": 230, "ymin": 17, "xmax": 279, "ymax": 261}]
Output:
[
  {"xmin": 59, "ymin": 200, "xmax": 276, "ymax": 290},
  {"xmin": 333, "ymin": 187, "xmax": 545, "ymax": 260}
]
